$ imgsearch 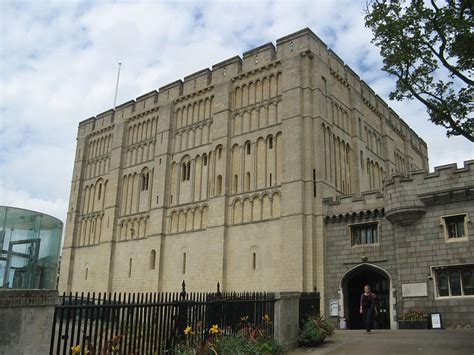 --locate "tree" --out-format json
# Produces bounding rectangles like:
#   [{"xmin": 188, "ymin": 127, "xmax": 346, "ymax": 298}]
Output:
[{"xmin": 365, "ymin": 0, "xmax": 473, "ymax": 141}]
